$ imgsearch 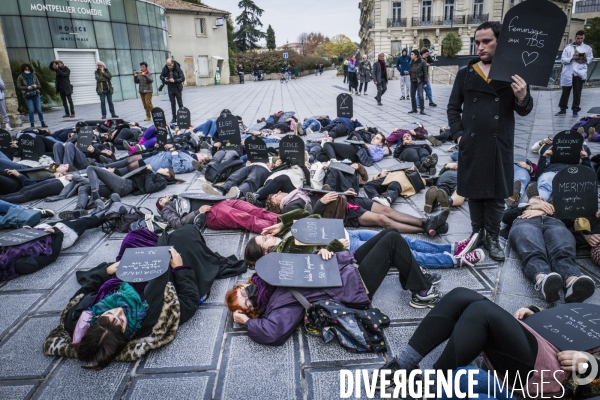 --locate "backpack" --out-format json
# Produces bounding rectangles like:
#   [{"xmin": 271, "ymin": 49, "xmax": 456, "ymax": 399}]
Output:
[
  {"xmin": 204, "ymin": 158, "xmax": 244, "ymax": 183},
  {"xmin": 101, "ymin": 202, "xmax": 151, "ymax": 233}
]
